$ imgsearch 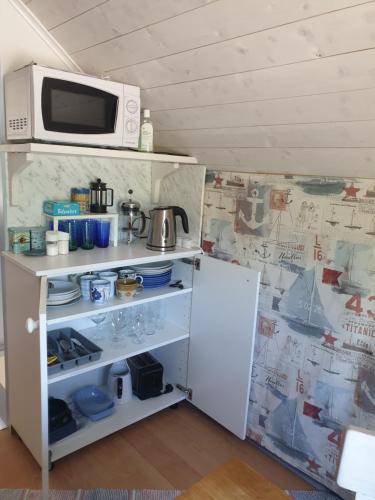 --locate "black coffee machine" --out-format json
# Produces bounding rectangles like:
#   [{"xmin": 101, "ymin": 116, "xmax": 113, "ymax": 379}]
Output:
[{"xmin": 90, "ymin": 178, "xmax": 114, "ymax": 213}]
